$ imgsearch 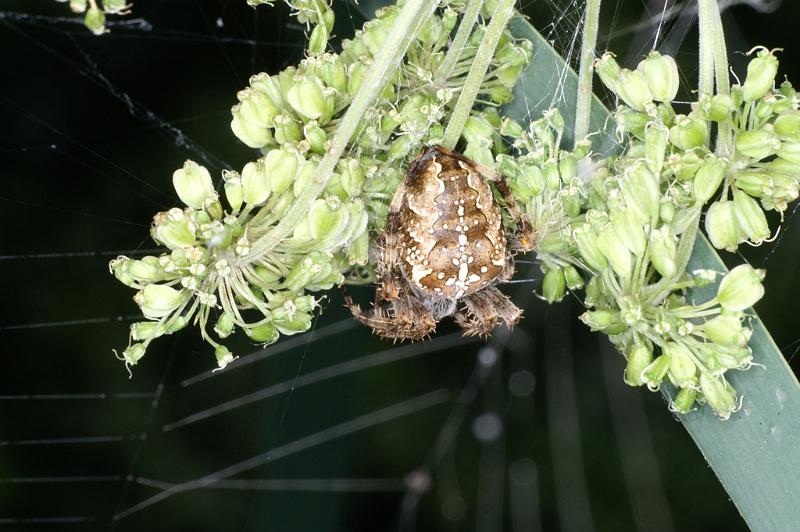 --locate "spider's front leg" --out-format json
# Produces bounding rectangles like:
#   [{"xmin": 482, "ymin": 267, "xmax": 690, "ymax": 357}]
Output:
[
  {"xmin": 340, "ymin": 284, "xmax": 437, "ymax": 341},
  {"xmin": 454, "ymin": 286, "xmax": 522, "ymax": 337}
]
